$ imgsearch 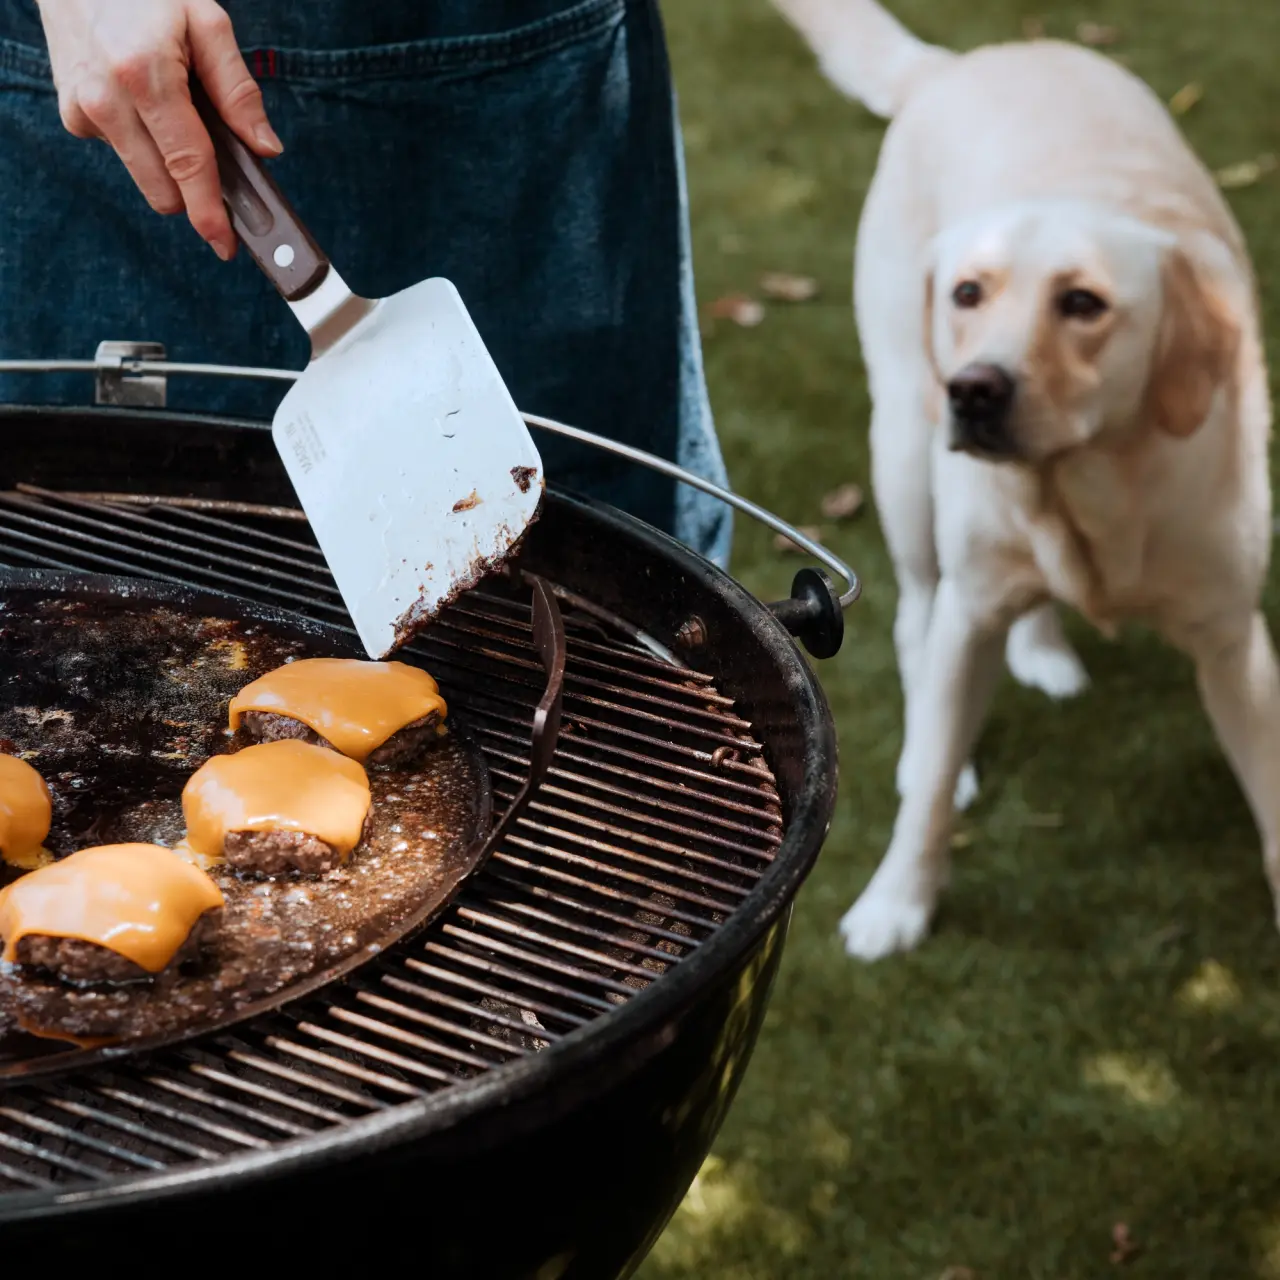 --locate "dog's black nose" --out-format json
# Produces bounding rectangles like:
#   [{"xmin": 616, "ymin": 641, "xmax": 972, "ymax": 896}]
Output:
[{"xmin": 947, "ymin": 363, "xmax": 1016, "ymax": 454}]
